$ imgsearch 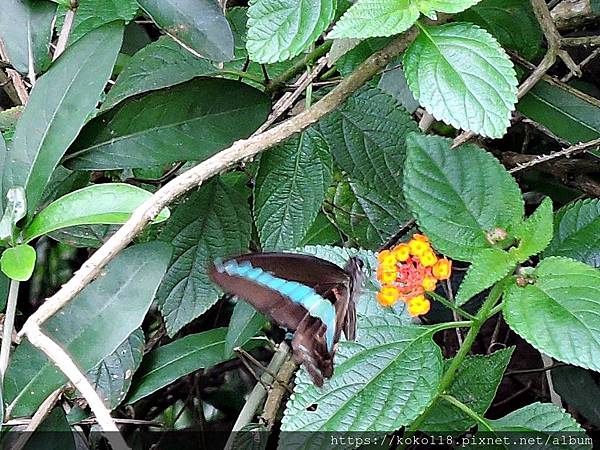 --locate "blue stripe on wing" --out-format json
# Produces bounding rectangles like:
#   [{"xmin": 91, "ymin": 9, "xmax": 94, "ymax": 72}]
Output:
[{"xmin": 219, "ymin": 258, "xmax": 336, "ymax": 351}]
